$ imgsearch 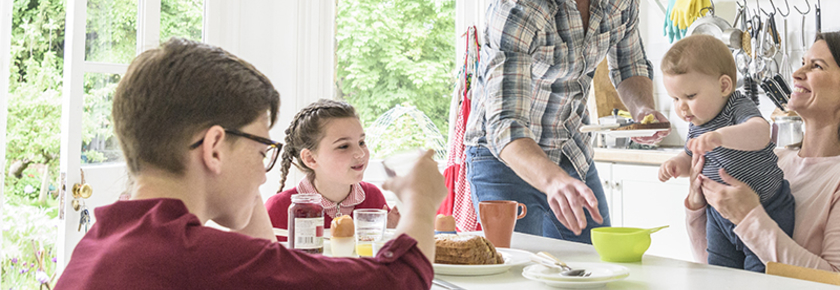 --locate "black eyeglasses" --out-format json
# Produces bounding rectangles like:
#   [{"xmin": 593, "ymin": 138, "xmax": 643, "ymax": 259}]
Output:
[{"xmin": 189, "ymin": 129, "xmax": 283, "ymax": 172}]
